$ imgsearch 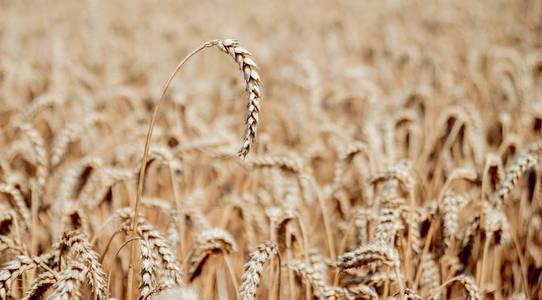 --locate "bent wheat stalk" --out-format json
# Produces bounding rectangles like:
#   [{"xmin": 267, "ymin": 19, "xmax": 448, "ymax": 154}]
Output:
[{"xmin": 128, "ymin": 39, "xmax": 263, "ymax": 299}]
